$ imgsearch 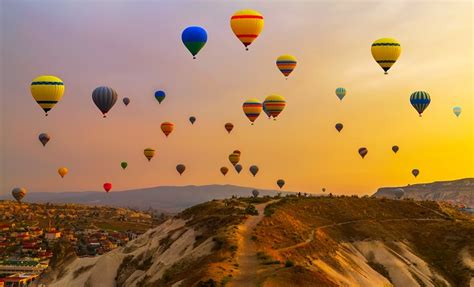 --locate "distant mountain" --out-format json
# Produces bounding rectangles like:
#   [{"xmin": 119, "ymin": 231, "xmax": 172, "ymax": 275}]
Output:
[
  {"xmin": 0, "ymin": 185, "xmax": 284, "ymax": 213},
  {"xmin": 373, "ymin": 178, "xmax": 474, "ymax": 207}
]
